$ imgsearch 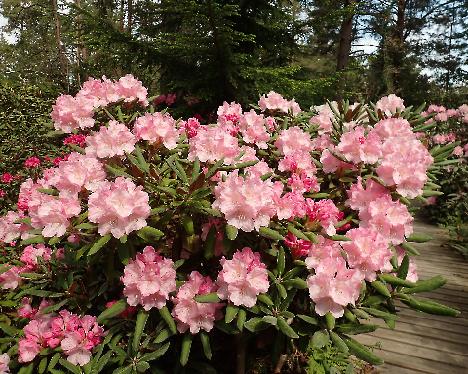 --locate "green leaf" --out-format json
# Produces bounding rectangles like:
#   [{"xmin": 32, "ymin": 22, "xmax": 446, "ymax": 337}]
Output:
[
  {"xmin": 180, "ymin": 334, "xmax": 193, "ymax": 366},
  {"xmin": 397, "ymin": 255, "xmax": 410, "ymax": 280},
  {"xmin": 200, "ymin": 332, "xmax": 212, "ymax": 360},
  {"xmin": 287, "ymin": 225, "xmax": 310, "ymax": 241},
  {"xmin": 97, "ymin": 300, "xmax": 127, "ymax": 323},
  {"xmin": 41, "ymin": 299, "xmax": 69, "ymax": 314},
  {"xmin": 257, "ymin": 294, "xmax": 274, "ymax": 307},
  {"xmin": 400, "ymin": 242, "xmax": 420, "ymax": 255},
  {"xmin": 88, "ymin": 234, "xmax": 111, "ymax": 256},
  {"xmin": 244, "ymin": 317, "xmax": 270, "ymax": 332},
  {"xmin": 406, "ymin": 233, "xmax": 432, "ymax": 243},
  {"xmin": 330, "ymin": 235, "xmax": 351, "ymax": 241},
  {"xmin": 137, "ymin": 226, "xmax": 164, "ymax": 242},
  {"xmin": 325, "ymin": 313, "xmax": 335, "ymax": 330},
  {"xmin": 225, "ymin": 304, "xmax": 239, "ymax": 323},
  {"xmin": 159, "ymin": 306, "xmax": 177, "ymax": 334},
  {"xmin": 336, "ymin": 323, "xmax": 377, "ymax": 334},
  {"xmin": 18, "ymin": 363, "xmax": 35, "ymax": 374},
  {"xmin": 182, "ymin": 216, "xmax": 194, "ymax": 235},
  {"xmin": 400, "ymin": 276, "xmax": 446, "ymax": 294},
  {"xmin": 38, "ymin": 357, "xmax": 48, "ymax": 373},
  {"xmin": 237, "ymin": 309, "xmax": 247, "ymax": 332},
  {"xmin": 277, "ymin": 316, "xmax": 298, "ymax": 339},
  {"xmin": 112, "ymin": 365, "xmax": 132, "ymax": 374},
  {"xmin": 59, "ymin": 358, "xmax": 81, "ymax": 374},
  {"xmin": 0, "ymin": 323, "xmax": 17, "ymax": 336},
  {"xmin": 75, "ymin": 222, "xmax": 96, "ymax": 230},
  {"xmin": 371, "ymin": 280, "xmax": 391, "ymax": 298},
  {"xmin": 194, "ymin": 292, "xmax": 221, "ymax": 303},
  {"xmin": 360, "ymin": 307, "xmax": 397, "ymax": 320},
  {"xmin": 132, "ymin": 310, "xmax": 149, "ymax": 353},
  {"xmin": 344, "ymin": 337, "xmax": 384, "ymax": 365},
  {"xmin": 225, "ymin": 224, "xmax": 238, "ymax": 240},
  {"xmin": 134, "ymin": 145, "xmax": 149, "ymax": 173},
  {"xmin": 297, "ymin": 315, "xmax": 318, "ymax": 325},
  {"xmin": 379, "ymin": 274, "xmax": 415, "ymax": 288},
  {"xmin": 136, "ymin": 361, "xmax": 150, "ymax": 372},
  {"xmin": 311, "ymin": 330, "xmax": 329, "ymax": 348},
  {"xmin": 140, "ymin": 342, "xmax": 170, "ymax": 361},
  {"xmin": 21, "ymin": 235, "xmax": 45, "ymax": 246},
  {"xmin": 282, "ymin": 278, "xmax": 308, "ymax": 290},
  {"xmin": 105, "ymin": 164, "xmax": 134, "ymax": 179},
  {"xmin": 259, "ymin": 227, "xmax": 285, "ymax": 241},
  {"xmin": 330, "ymin": 331, "xmax": 348, "ymax": 353},
  {"xmin": 277, "ymin": 247, "xmax": 285, "ymax": 275},
  {"xmin": 48, "ymin": 353, "xmax": 61, "ymax": 370}
]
